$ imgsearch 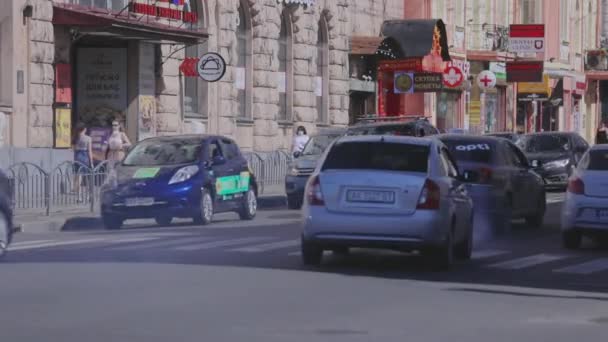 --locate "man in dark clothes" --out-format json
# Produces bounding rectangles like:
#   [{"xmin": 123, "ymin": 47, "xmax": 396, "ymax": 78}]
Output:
[{"xmin": 596, "ymin": 121, "xmax": 608, "ymax": 145}]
